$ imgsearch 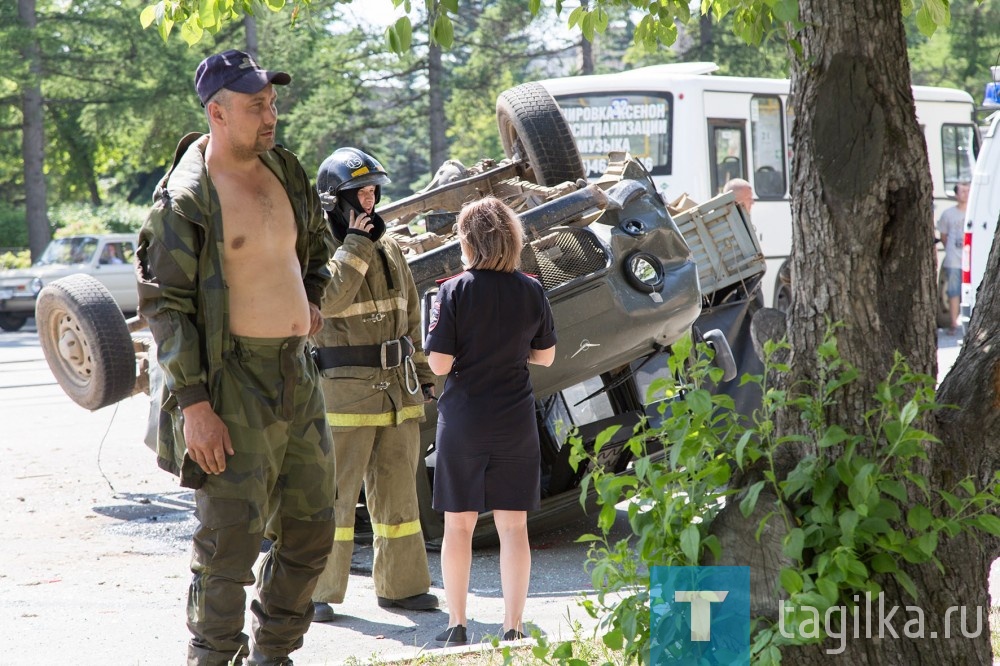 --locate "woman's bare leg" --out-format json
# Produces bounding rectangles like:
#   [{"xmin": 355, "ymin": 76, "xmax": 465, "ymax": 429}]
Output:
[
  {"xmin": 493, "ymin": 509, "xmax": 530, "ymax": 634},
  {"xmin": 441, "ymin": 511, "xmax": 478, "ymax": 627}
]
